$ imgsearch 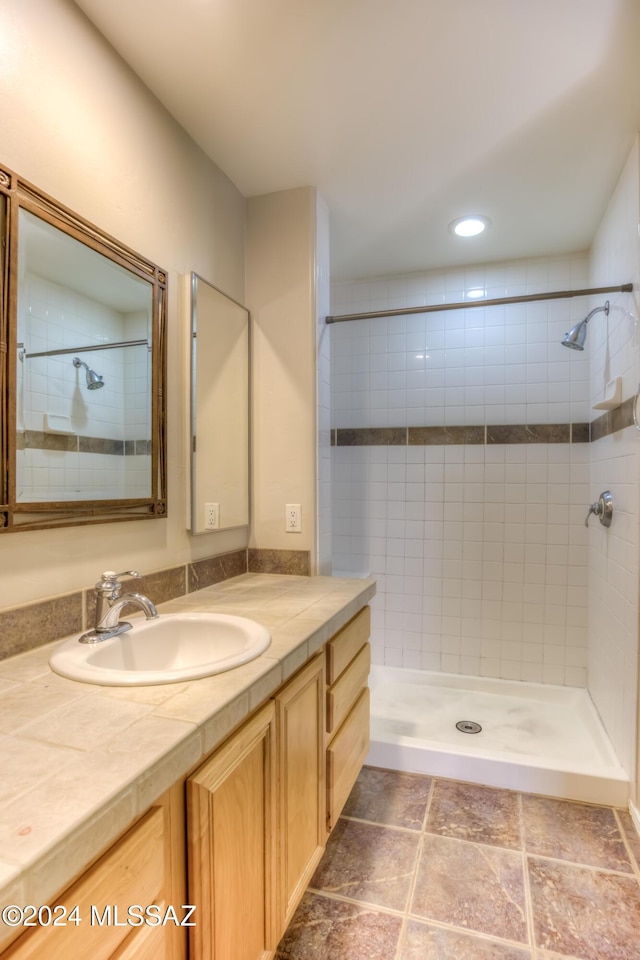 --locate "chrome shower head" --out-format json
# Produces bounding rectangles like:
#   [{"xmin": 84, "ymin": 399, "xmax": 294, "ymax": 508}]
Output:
[
  {"xmin": 73, "ymin": 356, "xmax": 104, "ymax": 390},
  {"xmin": 562, "ymin": 319, "xmax": 588, "ymax": 350},
  {"xmin": 561, "ymin": 300, "xmax": 610, "ymax": 351}
]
